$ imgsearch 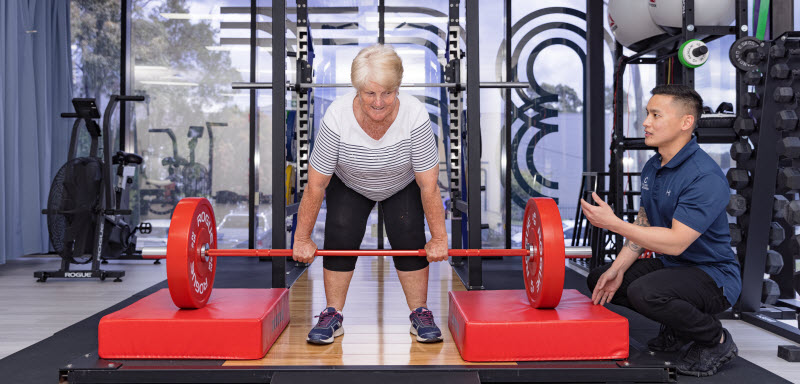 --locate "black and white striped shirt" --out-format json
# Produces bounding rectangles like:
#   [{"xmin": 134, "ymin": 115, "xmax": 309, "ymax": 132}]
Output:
[{"xmin": 309, "ymin": 90, "xmax": 439, "ymax": 201}]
